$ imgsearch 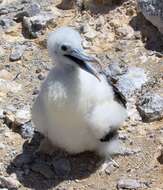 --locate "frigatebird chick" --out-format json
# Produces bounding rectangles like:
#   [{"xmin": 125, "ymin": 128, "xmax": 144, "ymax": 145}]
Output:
[{"xmin": 32, "ymin": 27, "xmax": 127, "ymax": 158}]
